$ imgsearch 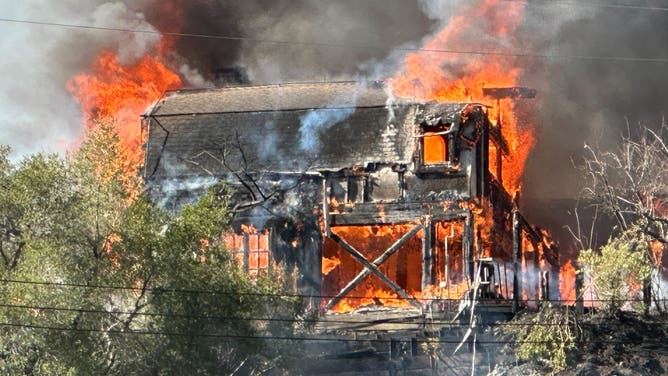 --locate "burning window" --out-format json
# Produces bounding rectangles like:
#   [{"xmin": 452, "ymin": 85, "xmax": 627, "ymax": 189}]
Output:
[
  {"xmin": 416, "ymin": 124, "xmax": 457, "ymax": 173},
  {"xmin": 223, "ymin": 226, "xmax": 272, "ymax": 275},
  {"xmin": 423, "ymin": 132, "xmax": 448, "ymax": 164}
]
